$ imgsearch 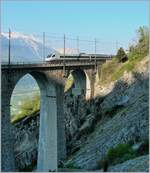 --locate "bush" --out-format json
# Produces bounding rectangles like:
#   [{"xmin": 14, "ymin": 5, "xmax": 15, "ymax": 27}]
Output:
[
  {"xmin": 107, "ymin": 143, "xmax": 136, "ymax": 165},
  {"xmin": 97, "ymin": 143, "xmax": 137, "ymax": 169},
  {"xmin": 116, "ymin": 47, "xmax": 128, "ymax": 63},
  {"xmin": 128, "ymin": 26, "xmax": 149, "ymax": 61}
]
